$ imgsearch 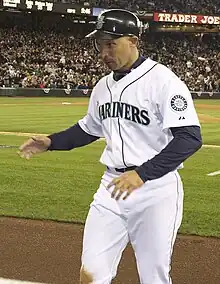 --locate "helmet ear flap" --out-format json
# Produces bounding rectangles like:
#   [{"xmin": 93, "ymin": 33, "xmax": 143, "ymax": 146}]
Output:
[
  {"xmin": 93, "ymin": 39, "xmax": 100, "ymax": 53},
  {"xmin": 140, "ymin": 22, "xmax": 149, "ymax": 36},
  {"xmin": 136, "ymin": 16, "xmax": 143, "ymax": 37},
  {"xmin": 139, "ymin": 21, "xmax": 143, "ymax": 37}
]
